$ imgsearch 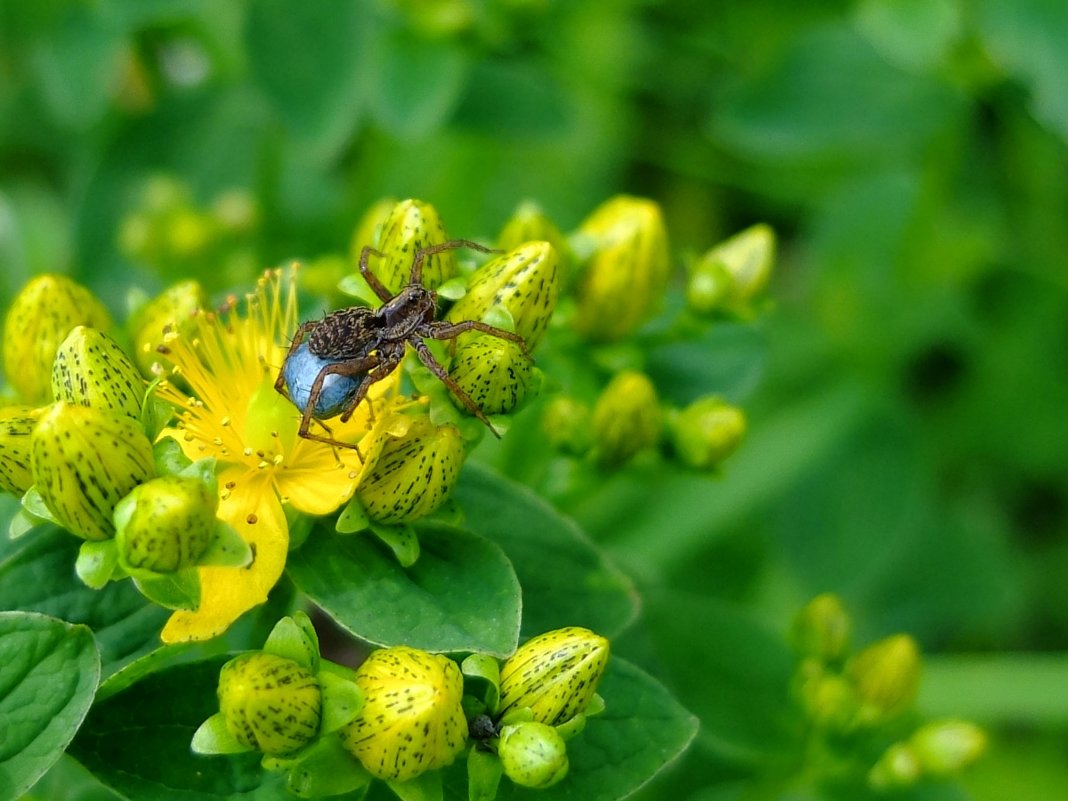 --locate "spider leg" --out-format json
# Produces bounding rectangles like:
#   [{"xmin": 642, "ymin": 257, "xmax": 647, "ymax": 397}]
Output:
[
  {"xmin": 358, "ymin": 246, "xmax": 396, "ymax": 303},
  {"xmin": 410, "ymin": 337, "xmax": 501, "ymax": 438},
  {"xmin": 275, "ymin": 320, "xmax": 319, "ymax": 396},
  {"xmin": 339, "ymin": 343, "xmax": 404, "ymax": 424},
  {"xmin": 409, "ymin": 239, "xmax": 499, "ymax": 286},
  {"xmin": 424, "ymin": 319, "xmax": 532, "ymax": 358},
  {"xmin": 298, "ymin": 355, "xmax": 380, "ymax": 453}
]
